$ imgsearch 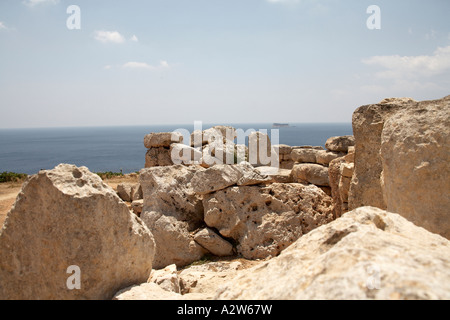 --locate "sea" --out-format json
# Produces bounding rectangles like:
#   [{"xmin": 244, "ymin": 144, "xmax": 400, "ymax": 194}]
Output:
[{"xmin": 0, "ymin": 123, "xmax": 353, "ymax": 175}]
